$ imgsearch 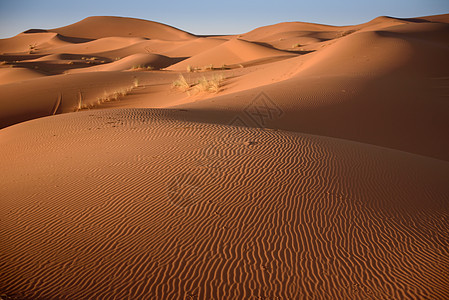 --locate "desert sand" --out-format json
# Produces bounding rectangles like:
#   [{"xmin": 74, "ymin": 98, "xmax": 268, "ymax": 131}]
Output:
[{"xmin": 0, "ymin": 15, "xmax": 448, "ymax": 299}]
